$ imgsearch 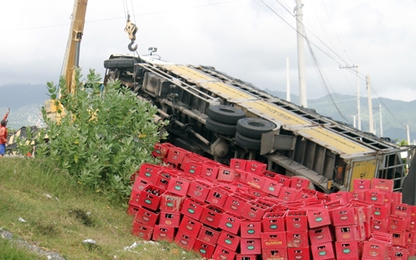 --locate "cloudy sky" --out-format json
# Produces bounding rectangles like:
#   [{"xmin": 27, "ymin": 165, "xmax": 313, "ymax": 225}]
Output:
[{"xmin": 1, "ymin": 0, "xmax": 415, "ymax": 104}]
